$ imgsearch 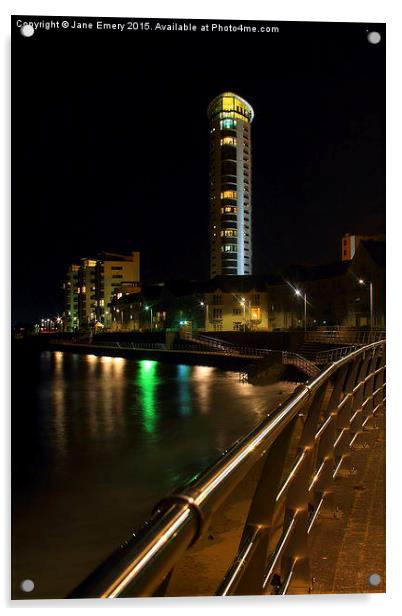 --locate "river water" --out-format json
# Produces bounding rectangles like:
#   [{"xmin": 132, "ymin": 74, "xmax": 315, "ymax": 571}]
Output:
[{"xmin": 12, "ymin": 349, "xmax": 294, "ymax": 599}]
